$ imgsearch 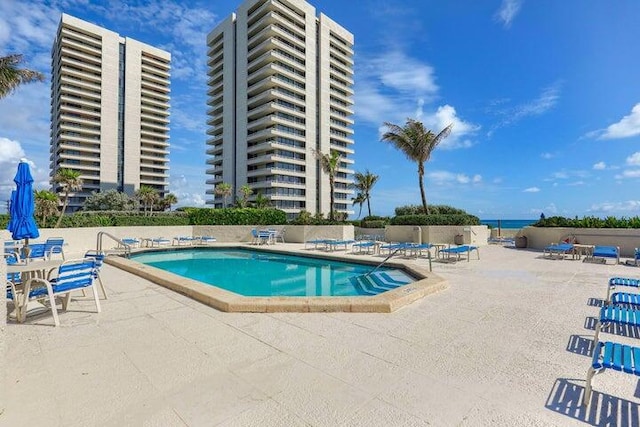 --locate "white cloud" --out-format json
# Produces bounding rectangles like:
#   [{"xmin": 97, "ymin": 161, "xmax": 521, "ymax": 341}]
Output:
[
  {"xmin": 541, "ymin": 152, "xmax": 554, "ymax": 159},
  {"xmin": 588, "ymin": 103, "xmax": 640, "ymax": 140},
  {"xmin": 356, "ymin": 50, "xmax": 479, "ymax": 149},
  {"xmin": 627, "ymin": 152, "xmax": 640, "ymax": 165},
  {"xmin": 0, "ymin": 137, "xmax": 25, "ymax": 164},
  {"xmin": 494, "ymin": 0, "xmax": 523, "ymax": 28},
  {"xmin": 419, "ymin": 105, "xmax": 480, "ymax": 150},
  {"xmin": 487, "ymin": 83, "xmax": 561, "ymax": 136},
  {"xmin": 428, "ymin": 170, "xmax": 482, "ymax": 185},
  {"xmin": 615, "ymin": 170, "xmax": 640, "ymax": 179},
  {"xmin": 523, "ymin": 187, "xmax": 540, "ymax": 193},
  {"xmin": 593, "ymin": 161, "xmax": 606, "ymax": 170},
  {"xmin": 567, "ymin": 181, "xmax": 584, "ymax": 186},
  {"xmin": 529, "ymin": 202, "xmax": 557, "ymax": 215},
  {"xmin": 588, "ymin": 200, "xmax": 640, "ymax": 214},
  {"xmin": 169, "ymin": 173, "xmax": 207, "ymax": 207}
]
